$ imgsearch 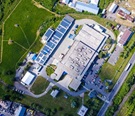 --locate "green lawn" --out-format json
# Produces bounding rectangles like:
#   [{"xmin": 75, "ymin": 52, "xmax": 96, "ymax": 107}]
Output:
[
  {"xmin": 75, "ymin": 25, "xmax": 83, "ymax": 35},
  {"xmin": 19, "ymin": 90, "xmax": 82, "ymax": 116},
  {"xmin": 54, "ymin": 3, "xmax": 76, "ymax": 15},
  {"xmin": 0, "ymin": 0, "xmax": 54, "ymax": 85},
  {"xmin": 30, "ymin": 76, "xmax": 50, "ymax": 94},
  {"xmin": 46, "ymin": 65, "xmax": 55, "ymax": 76}
]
